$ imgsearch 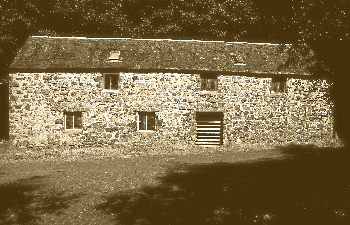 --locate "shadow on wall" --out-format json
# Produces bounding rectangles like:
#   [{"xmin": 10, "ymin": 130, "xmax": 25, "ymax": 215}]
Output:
[
  {"xmin": 0, "ymin": 176, "xmax": 83, "ymax": 224},
  {"xmin": 96, "ymin": 146, "xmax": 350, "ymax": 225},
  {"xmin": 0, "ymin": 81, "xmax": 9, "ymax": 140}
]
